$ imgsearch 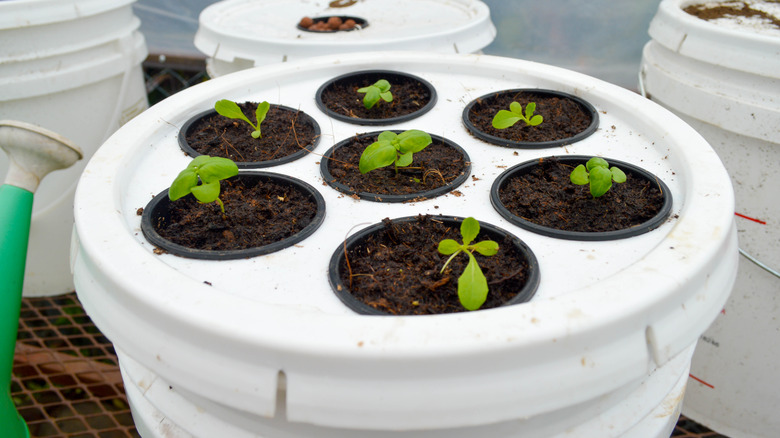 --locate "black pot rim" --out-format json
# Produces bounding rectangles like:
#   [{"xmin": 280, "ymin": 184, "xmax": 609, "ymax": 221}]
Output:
[
  {"xmin": 490, "ymin": 155, "xmax": 673, "ymax": 241},
  {"xmin": 328, "ymin": 215, "xmax": 541, "ymax": 315},
  {"xmin": 462, "ymin": 89, "xmax": 599, "ymax": 149},
  {"xmin": 315, "ymin": 69, "xmax": 437, "ymax": 126},
  {"xmin": 178, "ymin": 103, "xmax": 321, "ymax": 169},
  {"xmin": 296, "ymin": 15, "xmax": 368, "ymax": 32},
  {"xmin": 141, "ymin": 172, "xmax": 326, "ymax": 260},
  {"xmin": 319, "ymin": 130, "xmax": 471, "ymax": 202}
]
